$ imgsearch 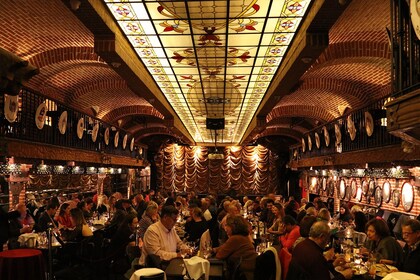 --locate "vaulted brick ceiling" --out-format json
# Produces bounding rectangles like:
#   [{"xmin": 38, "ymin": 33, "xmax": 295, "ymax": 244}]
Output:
[{"xmin": 0, "ymin": 0, "xmax": 391, "ymax": 153}]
